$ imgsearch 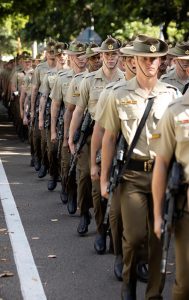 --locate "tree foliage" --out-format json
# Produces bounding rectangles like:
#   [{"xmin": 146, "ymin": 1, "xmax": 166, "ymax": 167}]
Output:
[{"xmin": 0, "ymin": 0, "xmax": 188, "ymax": 55}]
